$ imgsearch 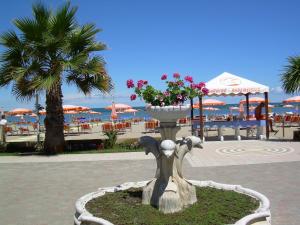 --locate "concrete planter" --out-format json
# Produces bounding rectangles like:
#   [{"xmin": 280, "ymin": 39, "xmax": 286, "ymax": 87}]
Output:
[{"xmin": 74, "ymin": 180, "xmax": 271, "ymax": 225}]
